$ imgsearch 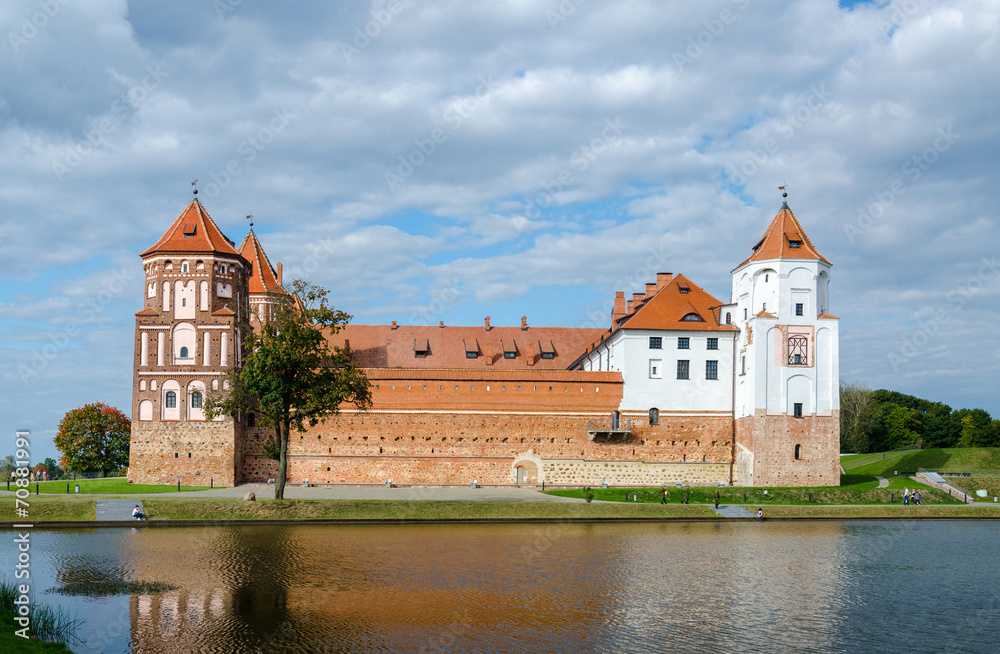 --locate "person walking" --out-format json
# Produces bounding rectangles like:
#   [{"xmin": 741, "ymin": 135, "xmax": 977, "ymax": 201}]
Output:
[
  {"xmin": 916, "ymin": 490, "xmax": 923, "ymax": 505},
  {"xmin": 660, "ymin": 486, "xmax": 668, "ymax": 504},
  {"xmin": 713, "ymin": 489, "xmax": 720, "ymax": 509},
  {"xmin": 903, "ymin": 487, "xmax": 909, "ymax": 506},
  {"xmin": 683, "ymin": 486, "xmax": 691, "ymax": 505}
]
